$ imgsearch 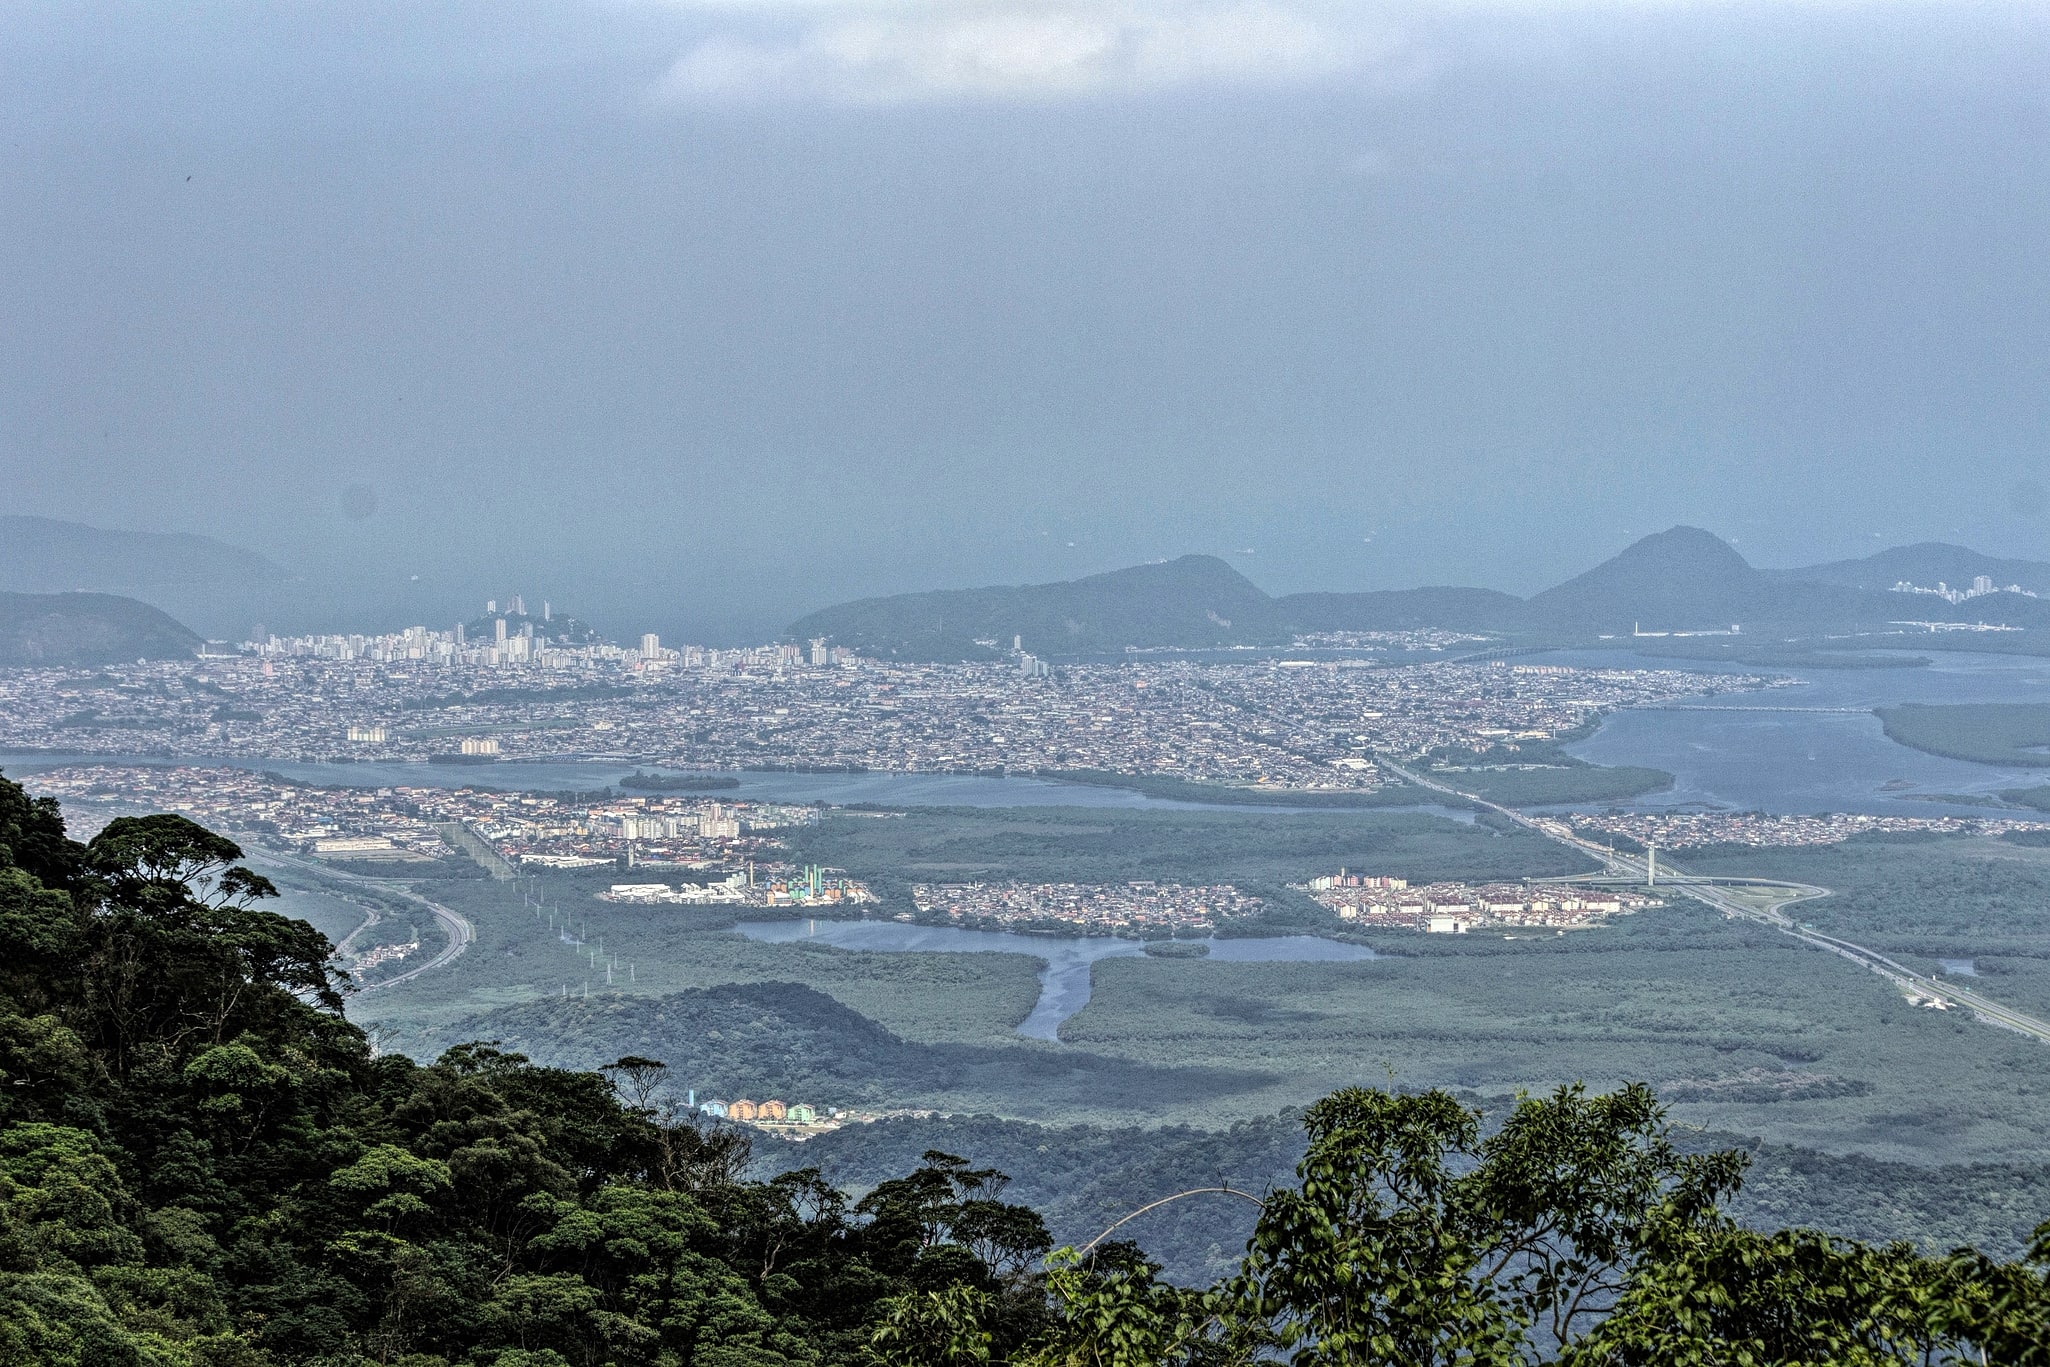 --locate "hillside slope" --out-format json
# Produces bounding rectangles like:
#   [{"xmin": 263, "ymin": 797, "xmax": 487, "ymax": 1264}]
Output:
[
  {"xmin": 1780, "ymin": 542, "xmax": 2050, "ymax": 597},
  {"xmin": 0, "ymin": 590, "xmax": 202, "ymax": 665},
  {"xmin": 787, "ymin": 555, "xmax": 1284, "ymax": 658}
]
